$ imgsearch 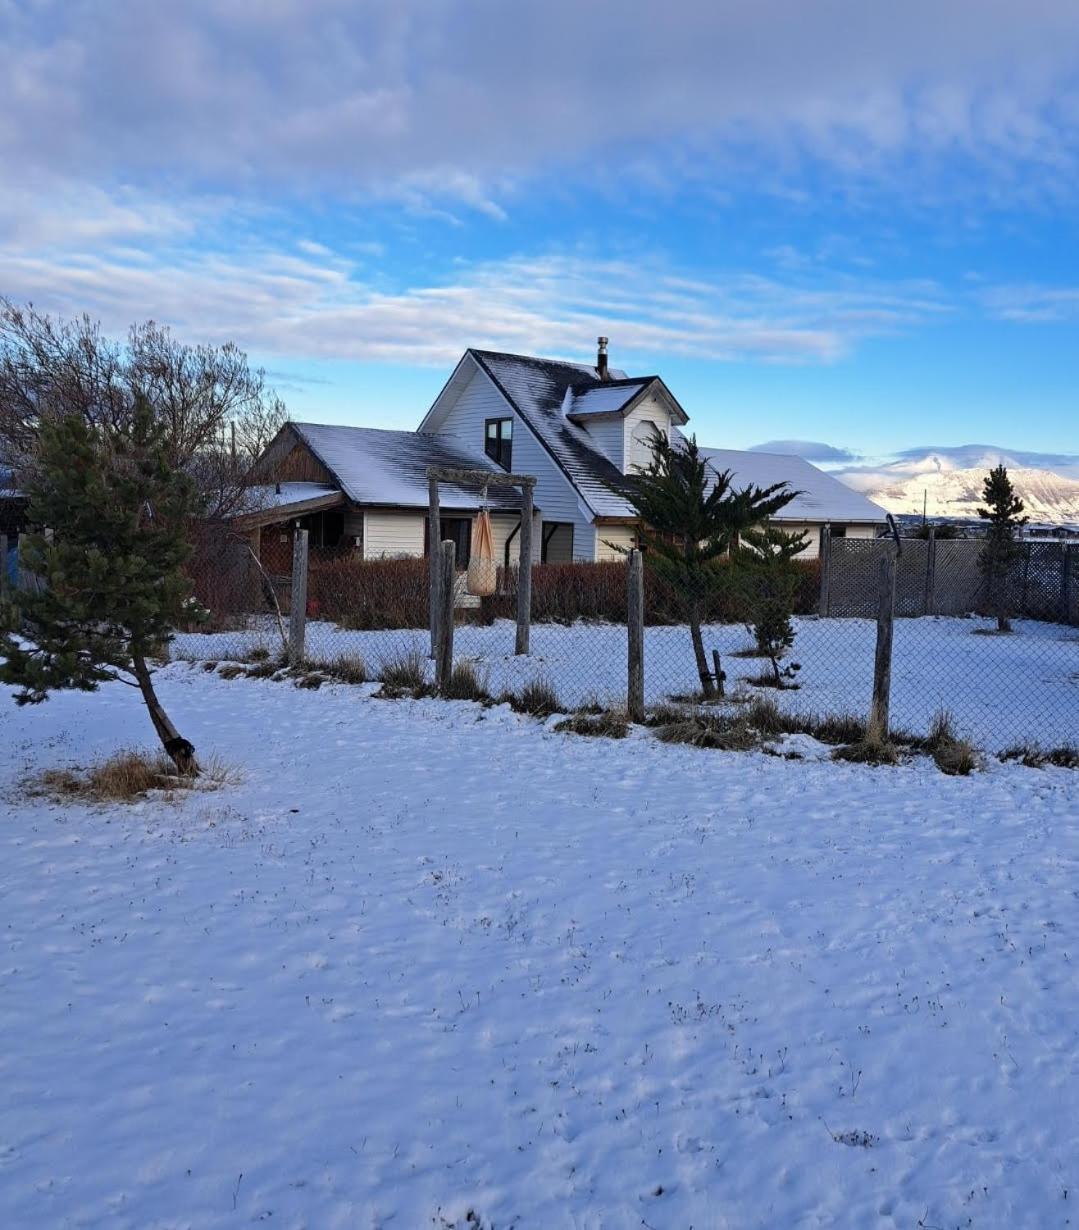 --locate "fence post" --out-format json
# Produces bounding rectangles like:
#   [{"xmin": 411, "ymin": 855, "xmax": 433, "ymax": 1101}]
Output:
[
  {"xmin": 924, "ymin": 526, "xmax": 937, "ymax": 616},
  {"xmin": 437, "ymin": 539, "xmax": 456, "ymax": 692},
  {"xmin": 515, "ymin": 483, "xmax": 533, "ymax": 655},
  {"xmin": 1064, "ymin": 544, "xmax": 1077, "ymax": 626},
  {"xmin": 818, "ymin": 524, "xmax": 832, "ymax": 617},
  {"xmin": 288, "ymin": 528, "xmax": 309, "ymax": 667},
  {"xmin": 868, "ymin": 543, "xmax": 897, "ymax": 740},
  {"xmin": 627, "ymin": 549, "xmax": 645, "ymax": 722},
  {"xmin": 0, "ymin": 533, "xmax": 7, "ymax": 600},
  {"xmin": 428, "ymin": 475, "xmax": 441, "ymax": 657}
]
